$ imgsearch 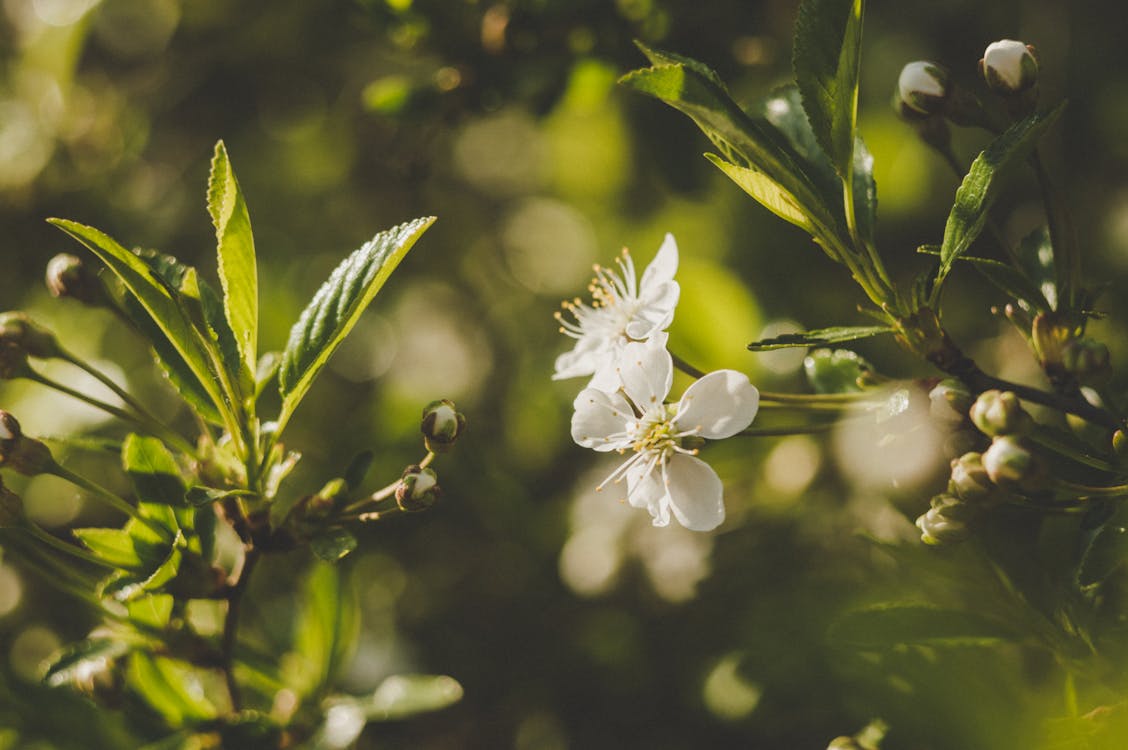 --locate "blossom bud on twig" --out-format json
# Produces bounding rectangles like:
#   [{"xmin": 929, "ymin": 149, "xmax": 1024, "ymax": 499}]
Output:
[
  {"xmin": 982, "ymin": 435, "xmax": 1044, "ymax": 491},
  {"xmin": 969, "ymin": 390, "xmax": 1031, "ymax": 437},
  {"xmin": 395, "ymin": 465, "xmax": 440, "ymax": 512},
  {"xmin": 981, "ymin": 40, "xmax": 1039, "ymax": 96},
  {"xmin": 948, "ymin": 452, "xmax": 997, "ymax": 503},
  {"xmin": 0, "ymin": 411, "xmax": 55, "ymax": 476},
  {"xmin": 916, "ymin": 494, "xmax": 973, "ymax": 545},
  {"xmin": 897, "ymin": 61, "xmax": 950, "ymax": 116},
  {"xmin": 929, "ymin": 378, "xmax": 972, "ymax": 424},
  {"xmin": 45, "ymin": 254, "xmax": 107, "ymax": 306},
  {"xmin": 420, "ymin": 399, "xmax": 466, "ymax": 453},
  {"xmin": 1061, "ymin": 338, "xmax": 1111, "ymax": 386},
  {"xmin": 0, "ymin": 312, "xmax": 63, "ymax": 360}
]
